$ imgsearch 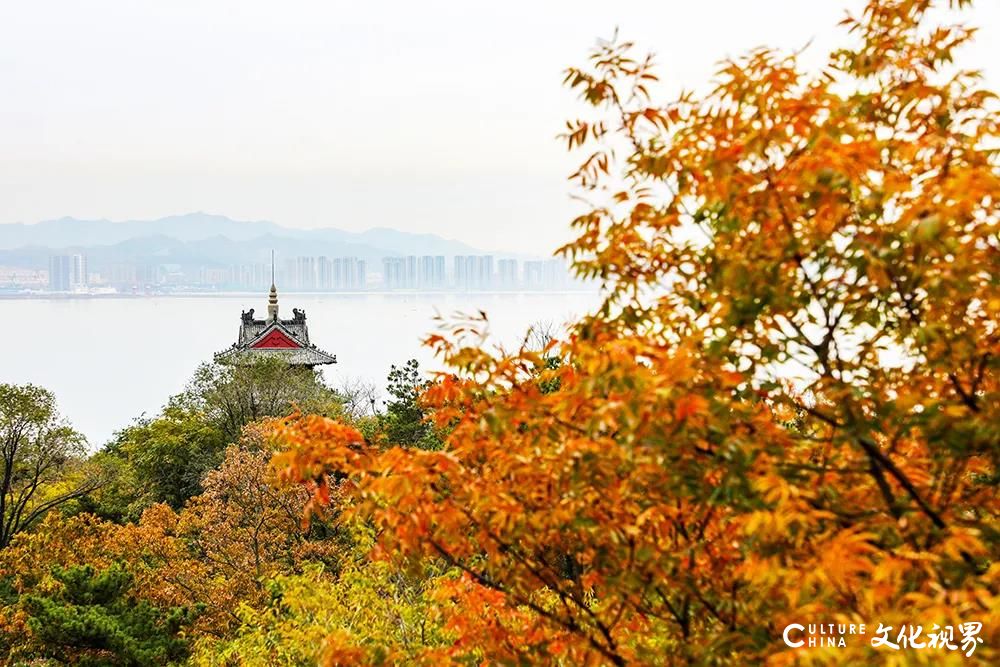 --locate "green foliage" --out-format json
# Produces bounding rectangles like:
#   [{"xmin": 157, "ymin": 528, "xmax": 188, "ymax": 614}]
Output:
[
  {"xmin": 0, "ymin": 383, "xmax": 96, "ymax": 548},
  {"xmin": 192, "ymin": 554, "xmax": 451, "ymax": 666},
  {"xmin": 86, "ymin": 358, "xmax": 344, "ymax": 519},
  {"xmin": 20, "ymin": 562, "xmax": 198, "ymax": 666},
  {"xmin": 380, "ymin": 359, "xmax": 442, "ymax": 450},
  {"xmin": 177, "ymin": 358, "xmax": 344, "ymax": 442},
  {"xmin": 95, "ymin": 406, "xmax": 229, "ymax": 518}
]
